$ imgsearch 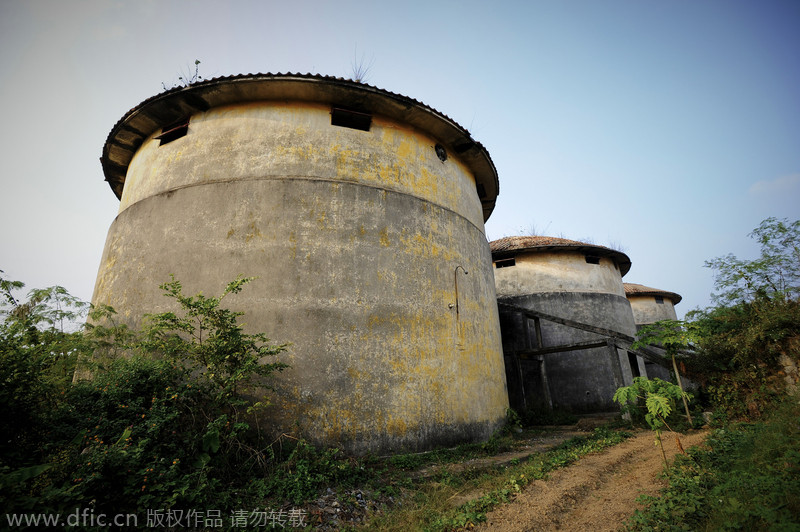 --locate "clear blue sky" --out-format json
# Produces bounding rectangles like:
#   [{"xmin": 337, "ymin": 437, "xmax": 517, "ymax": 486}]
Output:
[{"xmin": 1, "ymin": 0, "xmax": 798, "ymax": 318}]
